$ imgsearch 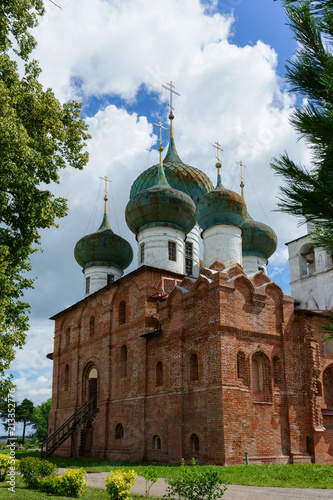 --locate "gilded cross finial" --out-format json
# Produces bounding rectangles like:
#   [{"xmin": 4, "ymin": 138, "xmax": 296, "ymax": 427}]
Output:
[
  {"xmin": 162, "ymin": 80, "xmax": 181, "ymax": 115},
  {"xmin": 213, "ymin": 141, "xmax": 223, "ymax": 176},
  {"xmin": 99, "ymin": 175, "xmax": 112, "ymax": 214},
  {"xmin": 236, "ymin": 160, "xmax": 247, "ymax": 198},
  {"xmin": 162, "ymin": 80, "xmax": 180, "ymax": 139},
  {"xmin": 153, "ymin": 121, "xmax": 167, "ymax": 166}
]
